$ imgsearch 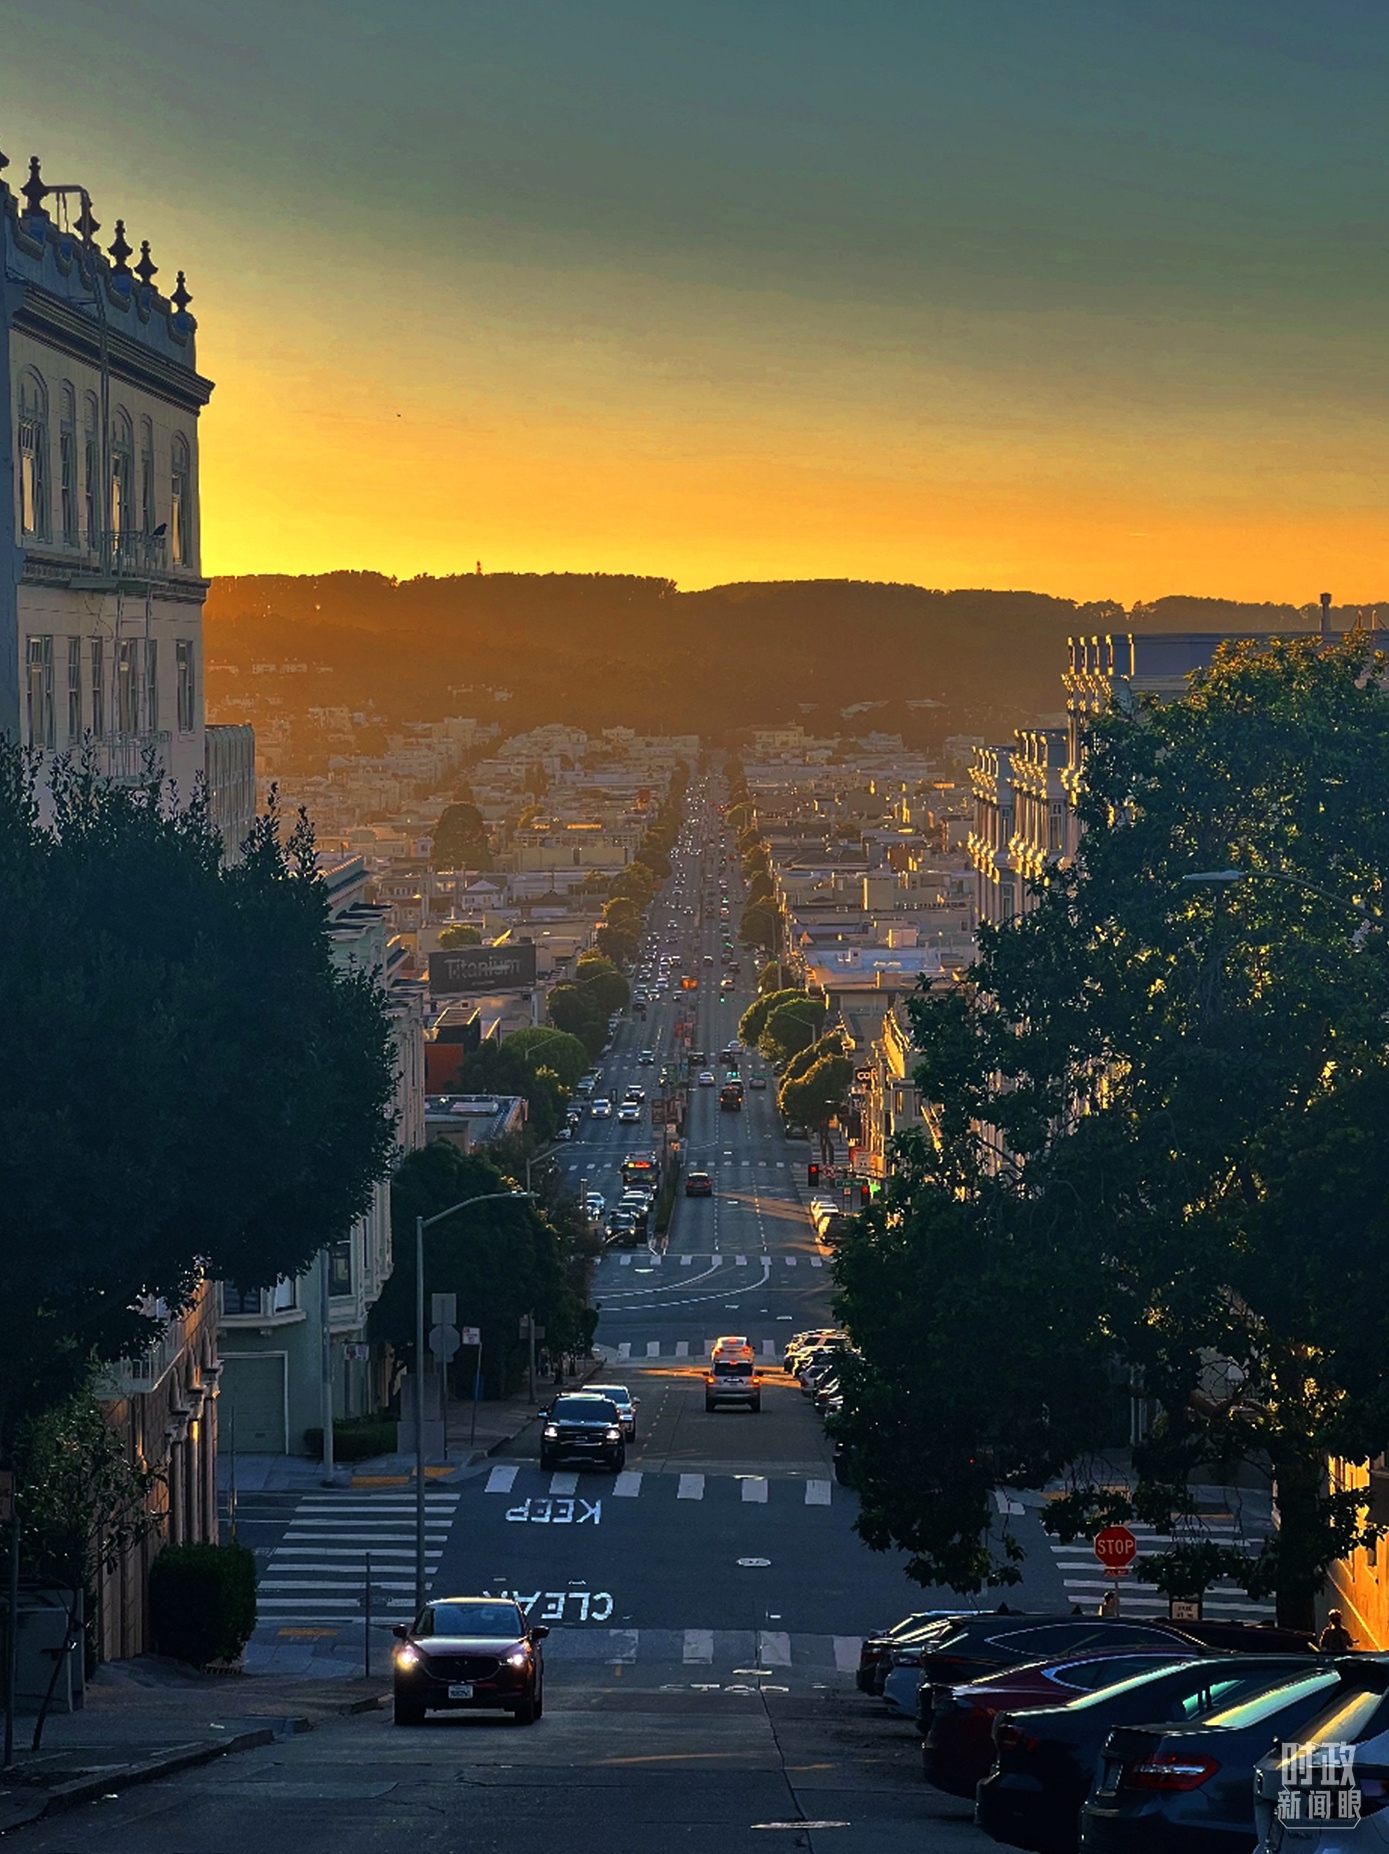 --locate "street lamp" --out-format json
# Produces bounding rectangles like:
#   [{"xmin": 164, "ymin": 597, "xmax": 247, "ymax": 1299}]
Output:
[
  {"xmin": 413, "ymin": 1190, "xmax": 535, "ymax": 1614},
  {"xmin": 1182, "ymin": 867, "xmax": 1380, "ymax": 926}
]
